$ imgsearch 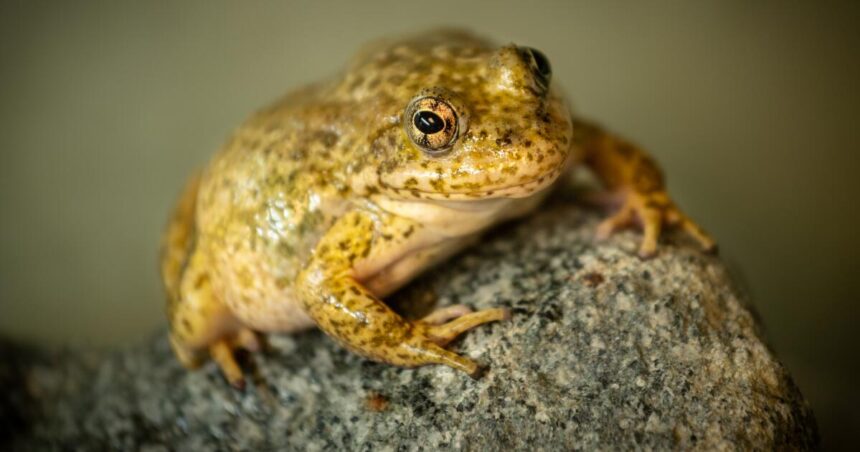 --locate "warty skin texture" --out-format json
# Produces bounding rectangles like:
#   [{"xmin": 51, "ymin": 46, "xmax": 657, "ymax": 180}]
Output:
[{"xmin": 160, "ymin": 29, "xmax": 715, "ymax": 386}]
